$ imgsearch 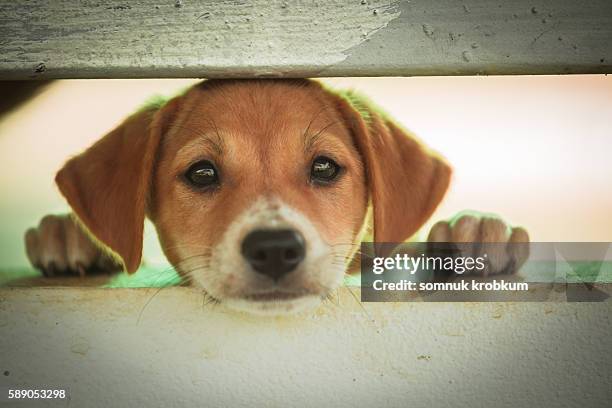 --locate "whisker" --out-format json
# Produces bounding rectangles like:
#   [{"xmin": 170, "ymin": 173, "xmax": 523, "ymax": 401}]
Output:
[
  {"xmin": 343, "ymin": 284, "xmax": 376, "ymax": 325},
  {"xmin": 137, "ymin": 287, "xmax": 165, "ymax": 324},
  {"xmin": 302, "ymin": 105, "xmax": 329, "ymax": 149},
  {"xmin": 304, "ymin": 120, "xmax": 342, "ymax": 153},
  {"xmin": 324, "ymin": 289, "xmax": 340, "ymax": 308},
  {"xmin": 158, "ymin": 243, "xmax": 213, "ymax": 253}
]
